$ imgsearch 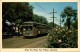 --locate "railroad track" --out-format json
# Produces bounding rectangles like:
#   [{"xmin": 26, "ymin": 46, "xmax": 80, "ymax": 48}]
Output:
[{"xmin": 2, "ymin": 35, "xmax": 48, "ymax": 48}]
